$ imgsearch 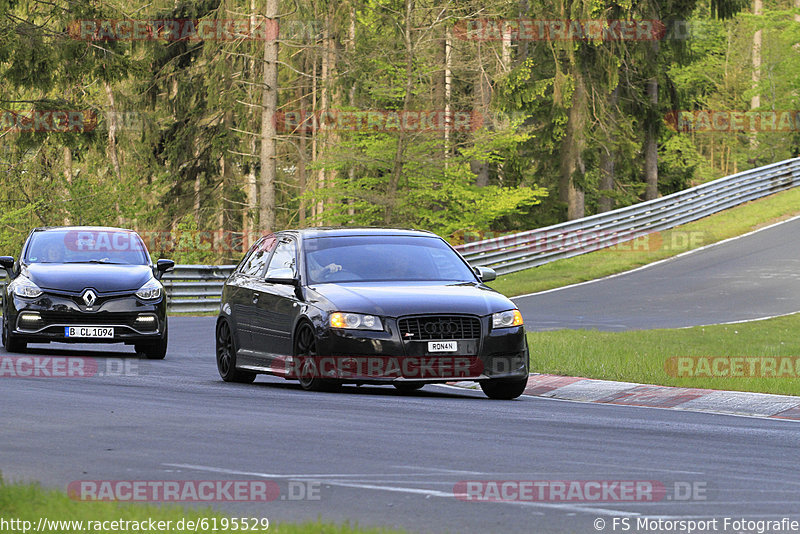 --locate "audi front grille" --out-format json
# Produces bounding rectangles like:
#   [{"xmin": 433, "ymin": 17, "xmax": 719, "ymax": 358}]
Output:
[{"xmin": 398, "ymin": 316, "xmax": 482, "ymax": 341}]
